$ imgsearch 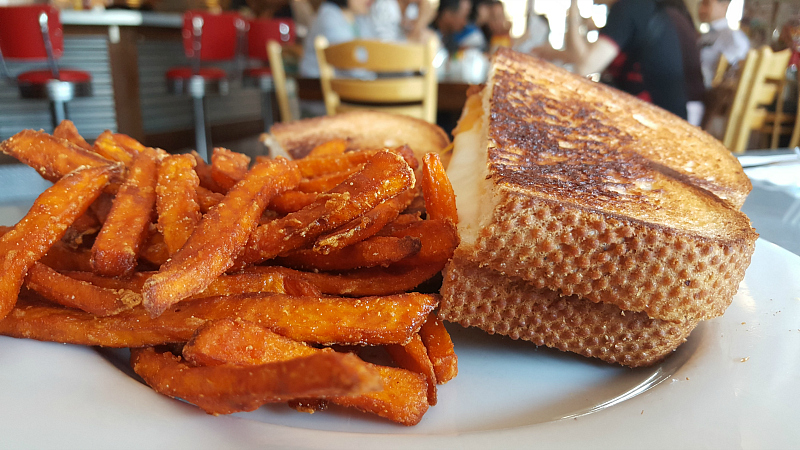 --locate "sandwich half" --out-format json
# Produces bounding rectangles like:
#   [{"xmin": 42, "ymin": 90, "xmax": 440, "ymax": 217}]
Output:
[{"xmin": 440, "ymin": 48, "xmax": 758, "ymax": 367}]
